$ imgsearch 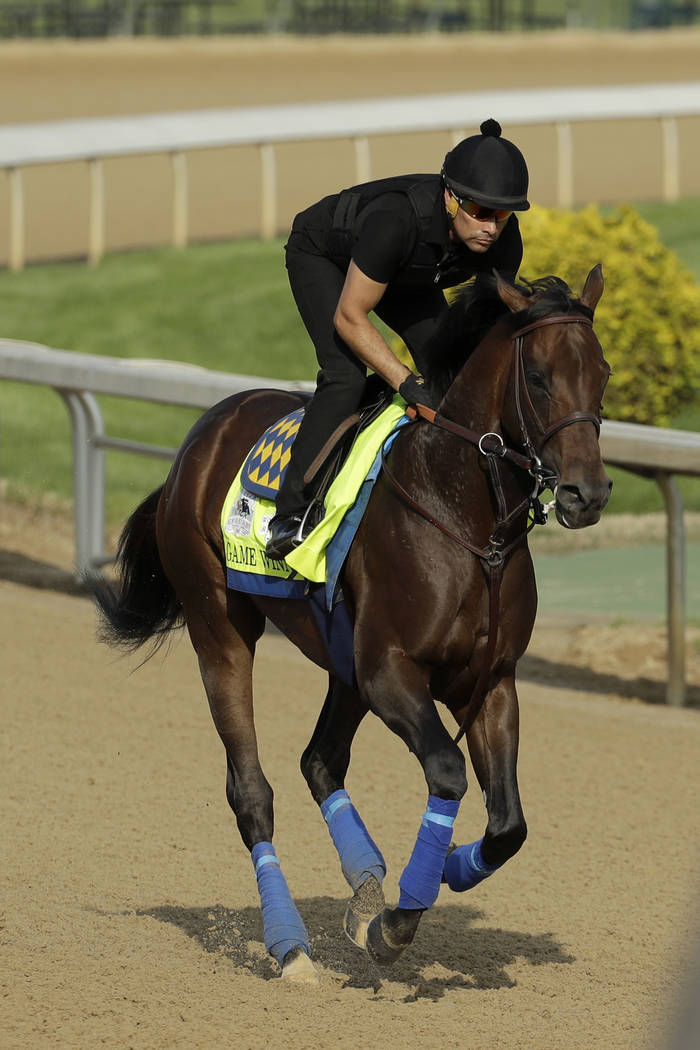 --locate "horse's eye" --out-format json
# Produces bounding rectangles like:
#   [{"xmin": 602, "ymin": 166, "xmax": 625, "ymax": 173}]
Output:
[{"xmin": 527, "ymin": 371, "xmax": 546, "ymax": 389}]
